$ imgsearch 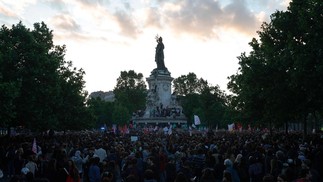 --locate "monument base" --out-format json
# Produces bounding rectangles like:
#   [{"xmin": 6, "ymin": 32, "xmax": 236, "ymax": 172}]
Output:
[
  {"xmin": 132, "ymin": 116, "xmax": 187, "ymax": 125},
  {"xmin": 138, "ymin": 37, "xmax": 187, "ymax": 125}
]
